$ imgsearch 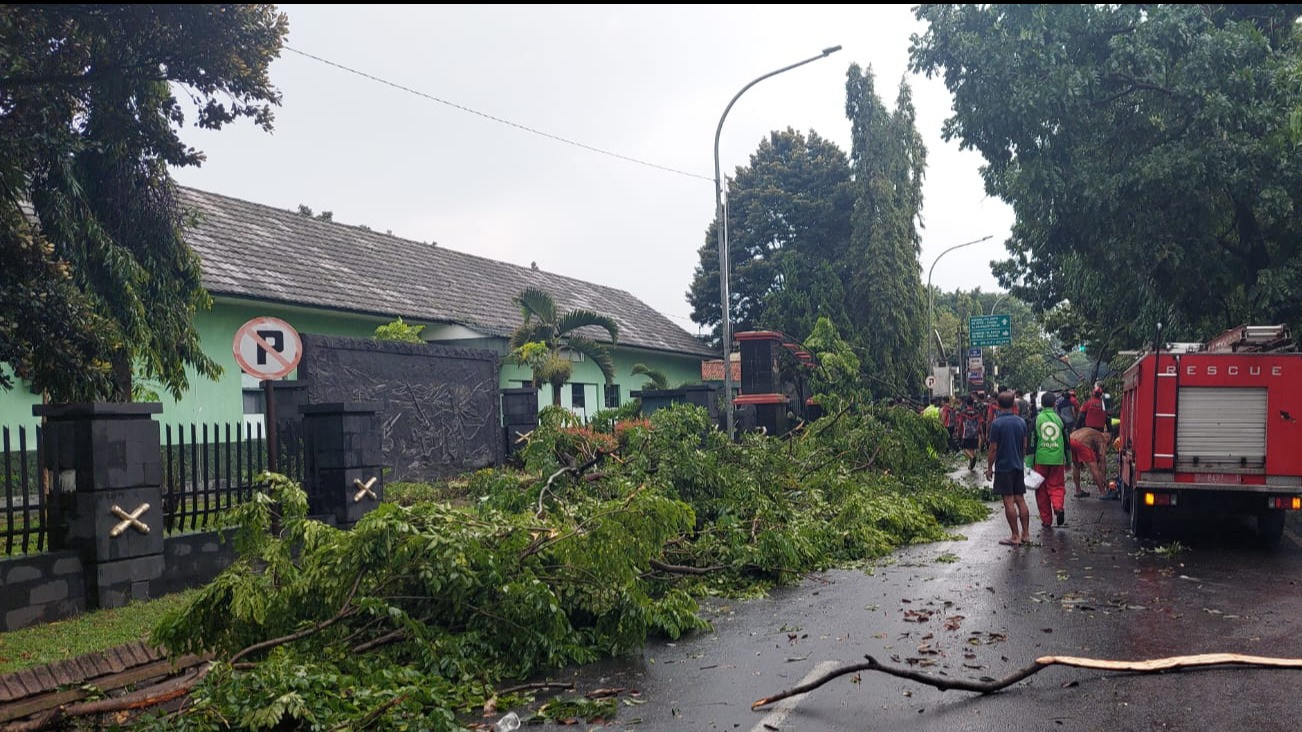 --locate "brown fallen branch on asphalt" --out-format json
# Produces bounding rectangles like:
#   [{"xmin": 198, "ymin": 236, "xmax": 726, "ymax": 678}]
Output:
[{"xmin": 751, "ymin": 653, "xmax": 1302, "ymax": 709}]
